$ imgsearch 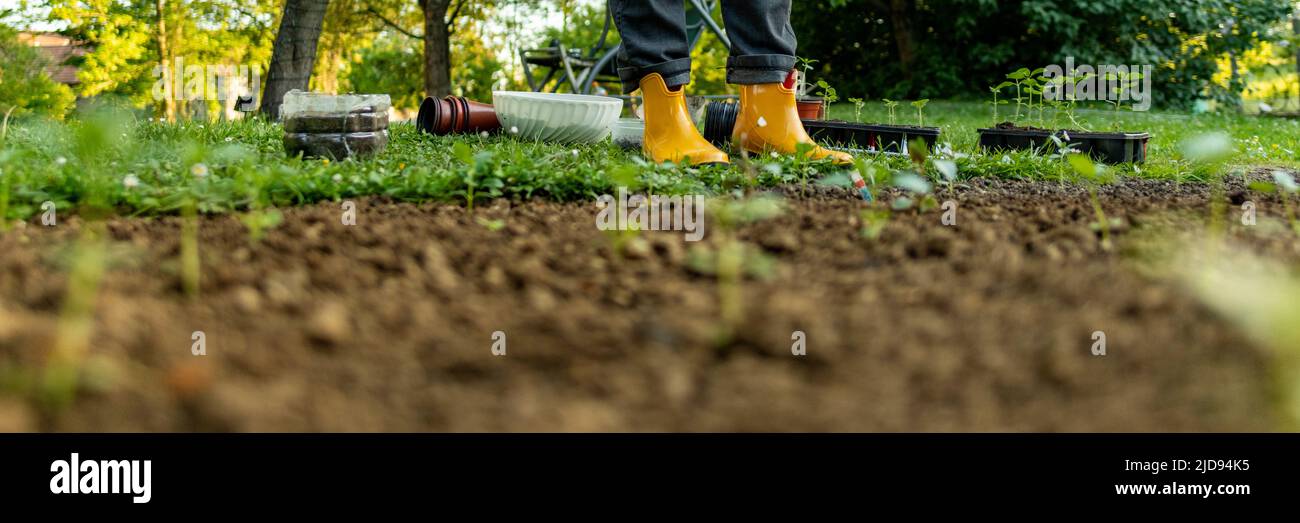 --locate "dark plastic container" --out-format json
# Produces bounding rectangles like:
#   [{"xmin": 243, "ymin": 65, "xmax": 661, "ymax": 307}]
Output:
[
  {"xmin": 978, "ymin": 127, "xmax": 1150, "ymax": 164},
  {"xmin": 703, "ymin": 101, "xmax": 740, "ymax": 147},
  {"xmin": 704, "ymin": 102, "xmax": 939, "ymax": 154},
  {"xmin": 802, "ymin": 120, "xmax": 941, "ymax": 154},
  {"xmin": 283, "ymin": 111, "xmax": 388, "ymax": 133},
  {"xmin": 284, "ymin": 130, "xmax": 389, "ymax": 160}
]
